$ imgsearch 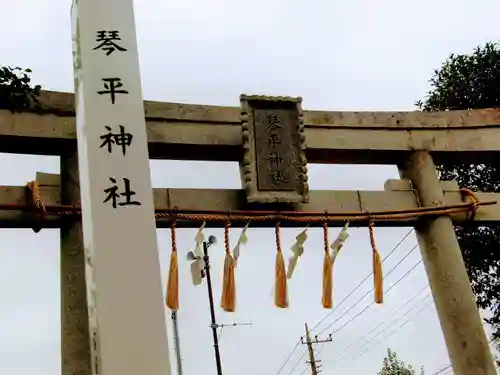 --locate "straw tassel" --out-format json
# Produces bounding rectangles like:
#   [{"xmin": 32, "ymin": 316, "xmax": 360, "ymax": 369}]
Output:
[
  {"xmin": 26, "ymin": 180, "xmax": 47, "ymax": 233},
  {"xmin": 221, "ymin": 221, "xmax": 236, "ymax": 312},
  {"xmin": 275, "ymin": 222, "xmax": 288, "ymax": 308},
  {"xmin": 166, "ymin": 221, "xmax": 179, "ymax": 310},
  {"xmin": 369, "ymin": 221, "xmax": 383, "ymax": 304},
  {"xmin": 322, "ymin": 223, "xmax": 333, "ymax": 308}
]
